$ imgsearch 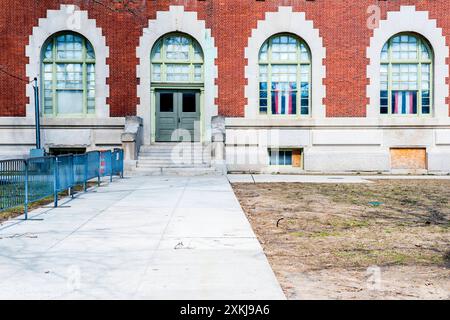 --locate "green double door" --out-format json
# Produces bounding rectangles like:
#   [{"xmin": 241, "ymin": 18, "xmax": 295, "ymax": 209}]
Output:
[{"xmin": 156, "ymin": 90, "xmax": 200, "ymax": 142}]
